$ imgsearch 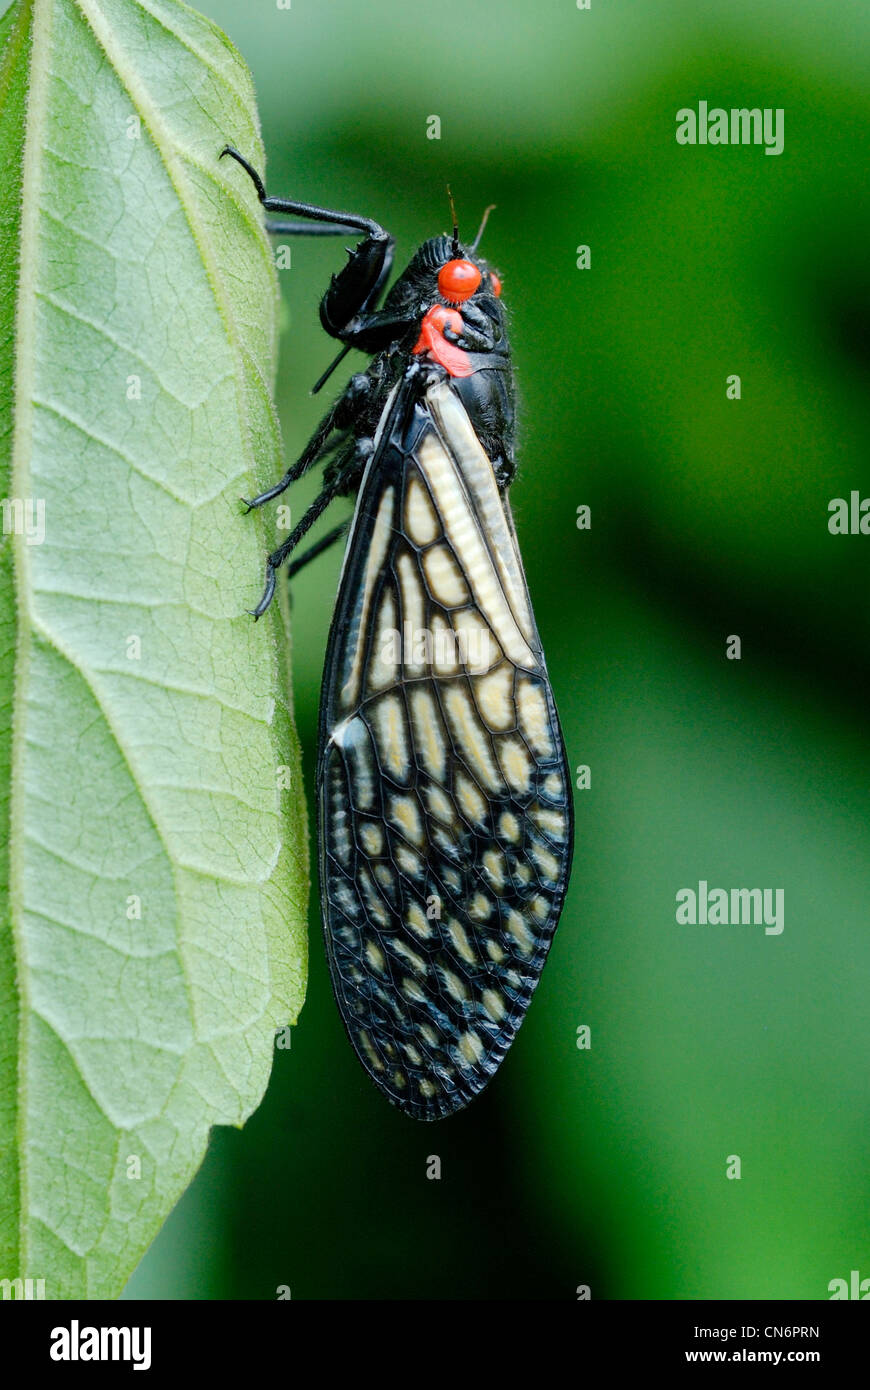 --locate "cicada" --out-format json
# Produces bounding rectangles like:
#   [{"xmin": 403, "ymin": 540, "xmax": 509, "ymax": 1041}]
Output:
[{"xmin": 221, "ymin": 147, "xmax": 574, "ymax": 1119}]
